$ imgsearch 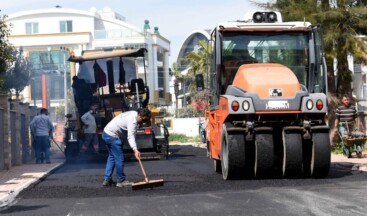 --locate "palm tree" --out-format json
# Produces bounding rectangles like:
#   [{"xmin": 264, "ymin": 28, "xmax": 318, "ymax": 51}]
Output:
[
  {"xmin": 171, "ymin": 62, "xmax": 183, "ymax": 117},
  {"xmin": 184, "ymin": 40, "xmax": 211, "ymax": 92},
  {"xmin": 253, "ymin": 0, "xmax": 367, "ymax": 134},
  {"xmin": 317, "ymin": 0, "xmax": 367, "ymax": 96},
  {"xmin": 183, "ymin": 40, "xmax": 211, "ymax": 115}
]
